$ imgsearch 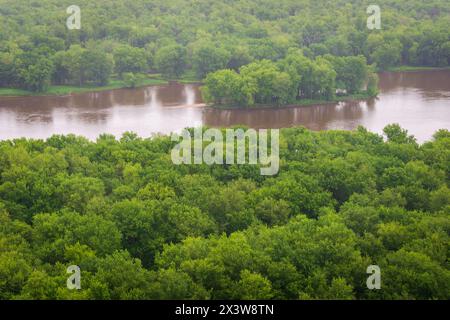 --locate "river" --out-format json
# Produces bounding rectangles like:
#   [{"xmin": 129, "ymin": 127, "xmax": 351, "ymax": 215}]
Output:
[{"xmin": 0, "ymin": 70, "xmax": 449, "ymax": 142}]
